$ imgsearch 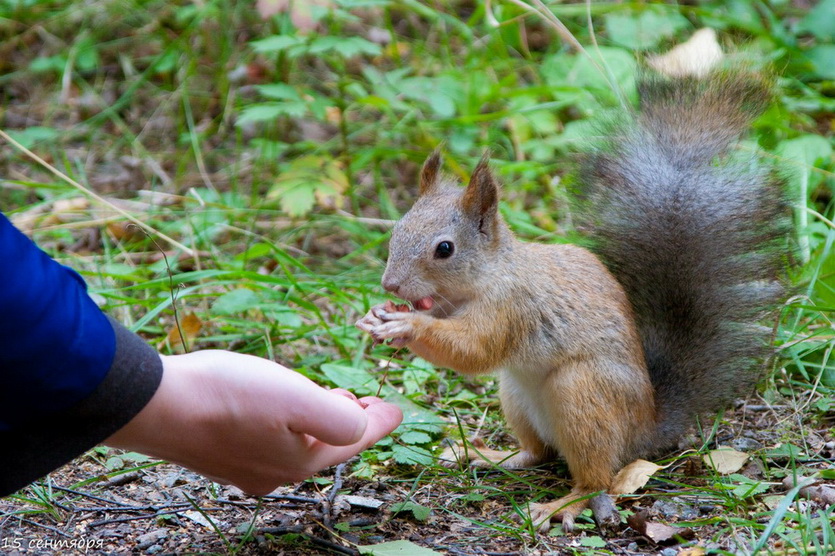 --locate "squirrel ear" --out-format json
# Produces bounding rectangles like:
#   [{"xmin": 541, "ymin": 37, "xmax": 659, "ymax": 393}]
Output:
[
  {"xmin": 419, "ymin": 149, "xmax": 442, "ymax": 196},
  {"xmin": 462, "ymin": 152, "xmax": 499, "ymax": 224}
]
